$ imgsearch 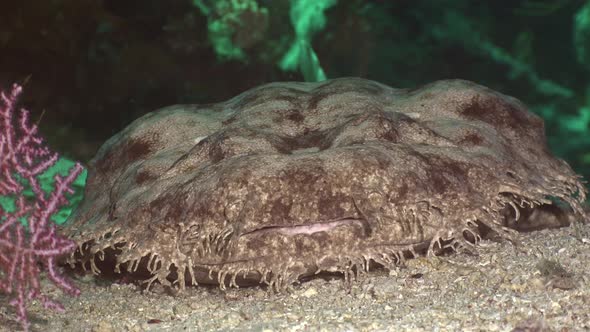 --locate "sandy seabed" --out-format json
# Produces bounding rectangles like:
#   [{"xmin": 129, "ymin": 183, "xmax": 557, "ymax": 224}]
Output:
[{"xmin": 1, "ymin": 223, "xmax": 589, "ymax": 332}]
